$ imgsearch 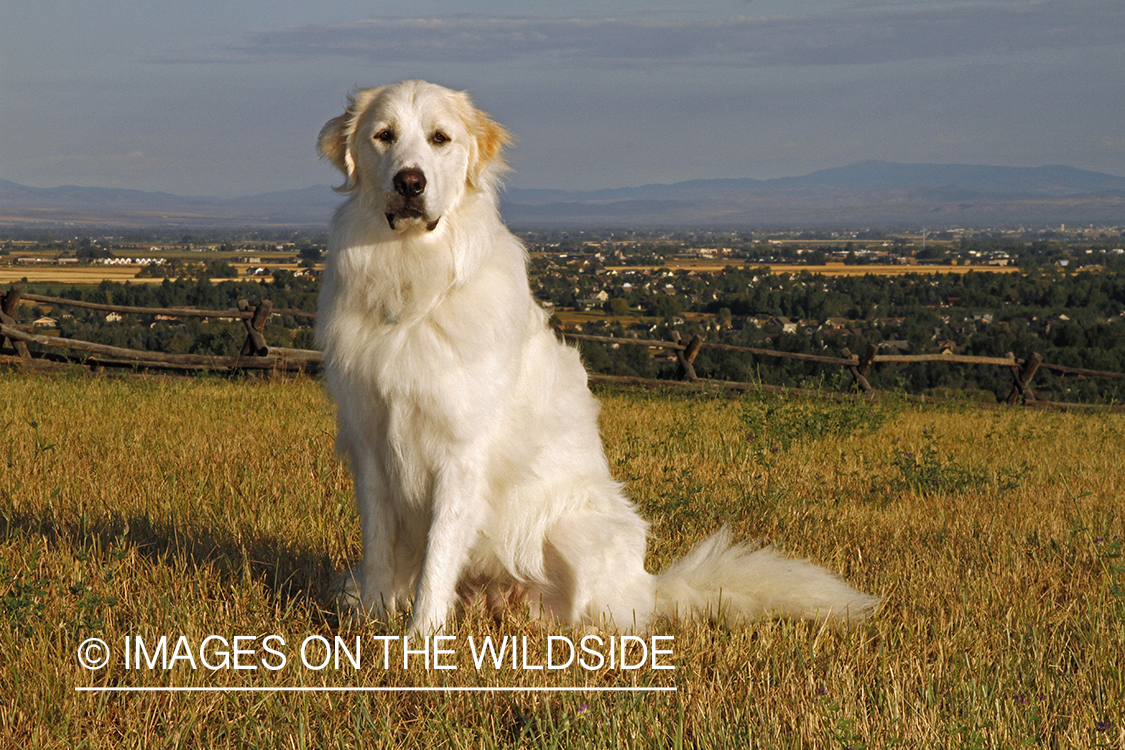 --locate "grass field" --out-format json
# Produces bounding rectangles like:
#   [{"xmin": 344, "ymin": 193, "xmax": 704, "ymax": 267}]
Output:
[
  {"xmin": 2, "ymin": 374, "xmax": 1122, "ymax": 748},
  {"xmin": 604, "ymin": 261, "xmax": 1020, "ymax": 276},
  {"xmin": 0, "ymin": 266, "xmax": 152, "ymax": 284},
  {"xmin": 0, "ymin": 266, "xmax": 303, "ymax": 285},
  {"xmin": 1, "ymin": 259, "xmax": 1016, "ymax": 285}
]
